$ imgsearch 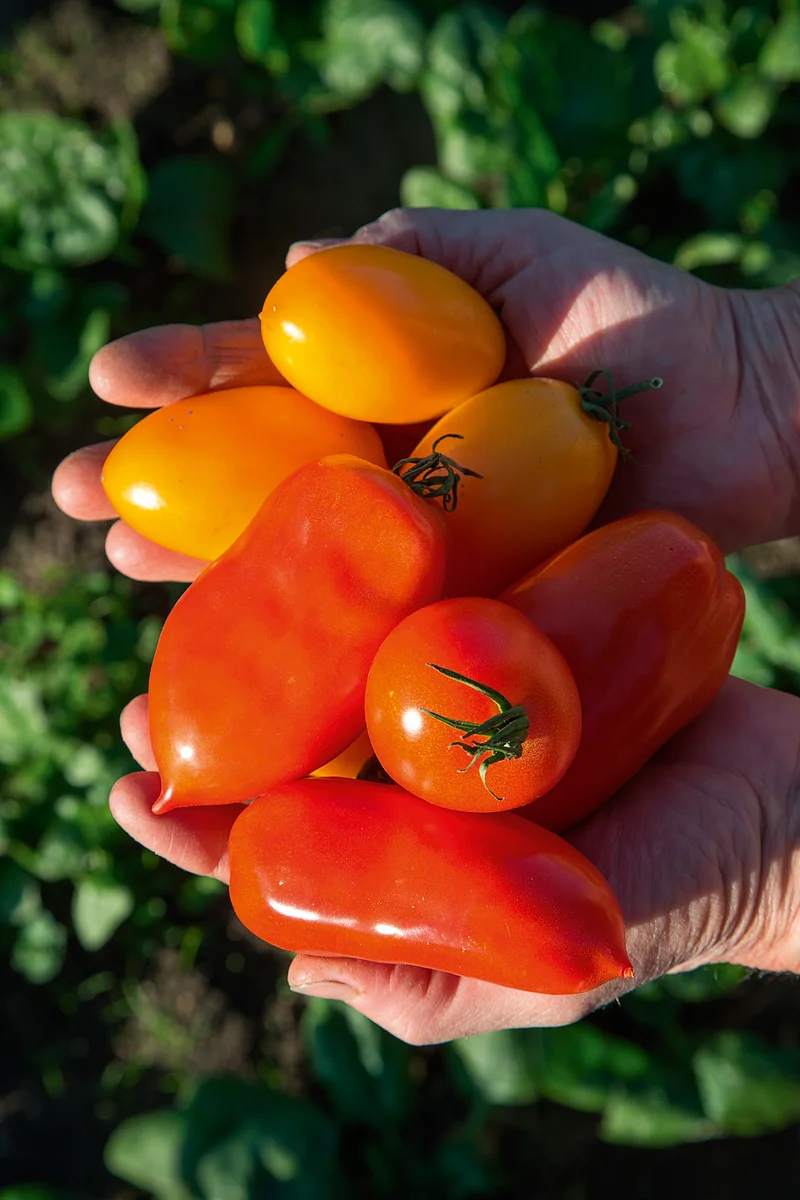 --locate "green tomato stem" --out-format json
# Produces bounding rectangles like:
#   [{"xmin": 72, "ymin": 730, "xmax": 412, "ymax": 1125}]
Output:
[{"xmin": 421, "ymin": 664, "xmax": 530, "ymax": 803}]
